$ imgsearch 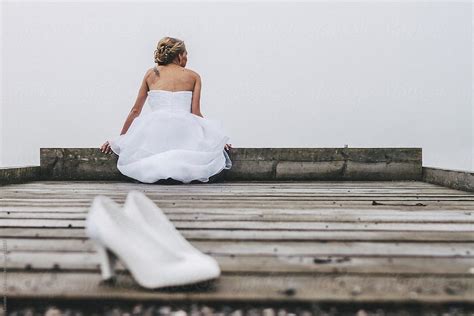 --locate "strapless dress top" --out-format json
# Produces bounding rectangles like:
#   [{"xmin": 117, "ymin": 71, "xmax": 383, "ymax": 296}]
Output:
[{"xmin": 147, "ymin": 89, "xmax": 193, "ymax": 112}]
